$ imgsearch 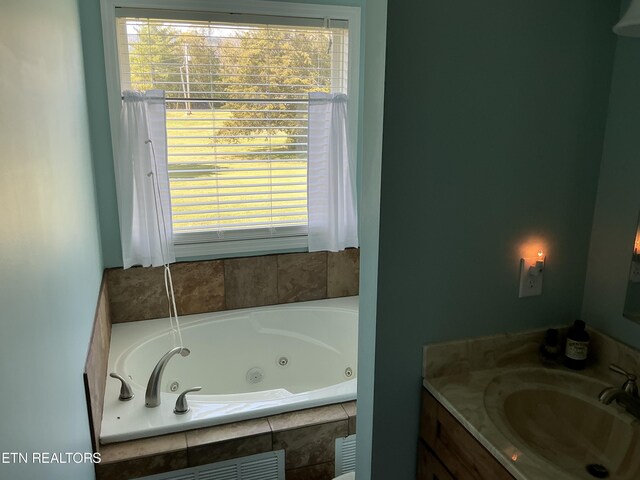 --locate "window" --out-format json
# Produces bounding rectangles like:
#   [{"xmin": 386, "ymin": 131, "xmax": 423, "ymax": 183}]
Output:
[{"xmin": 103, "ymin": 1, "xmax": 359, "ymax": 257}]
